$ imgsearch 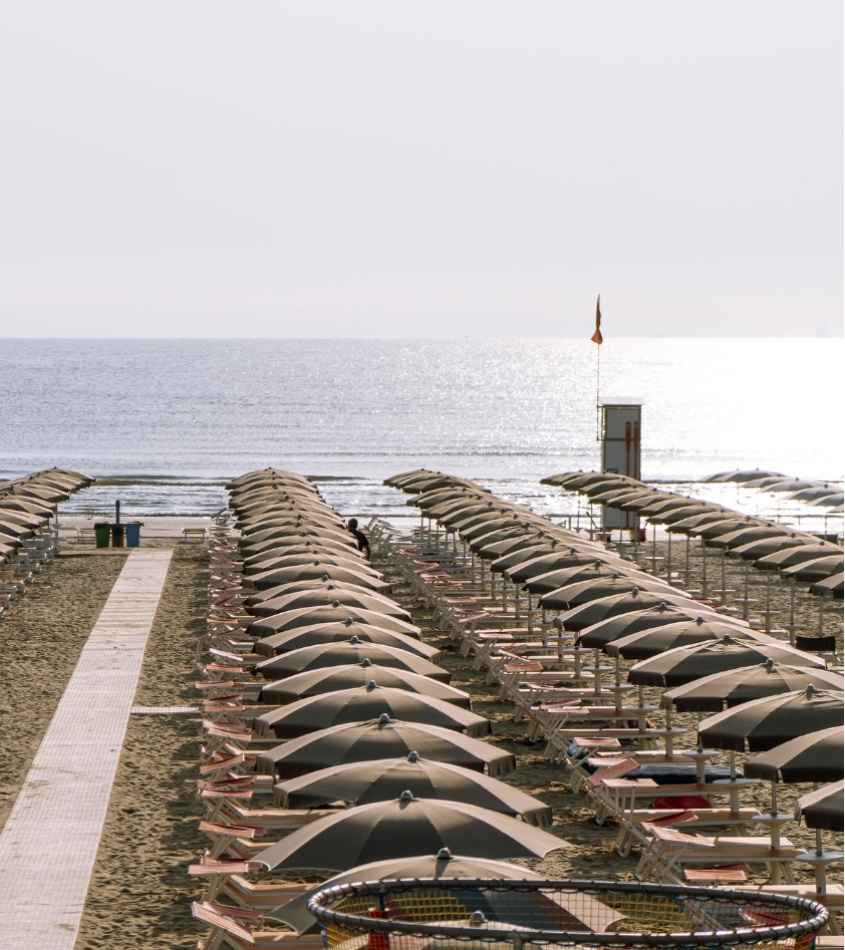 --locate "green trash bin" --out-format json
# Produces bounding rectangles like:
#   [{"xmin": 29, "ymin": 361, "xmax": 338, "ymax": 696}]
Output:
[
  {"xmin": 125, "ymin": 522, "xmax": 142, "ymax": 547},
  {"xmin": 94, "ymin": 523, "xmax": 110, "ymax": 548}
]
